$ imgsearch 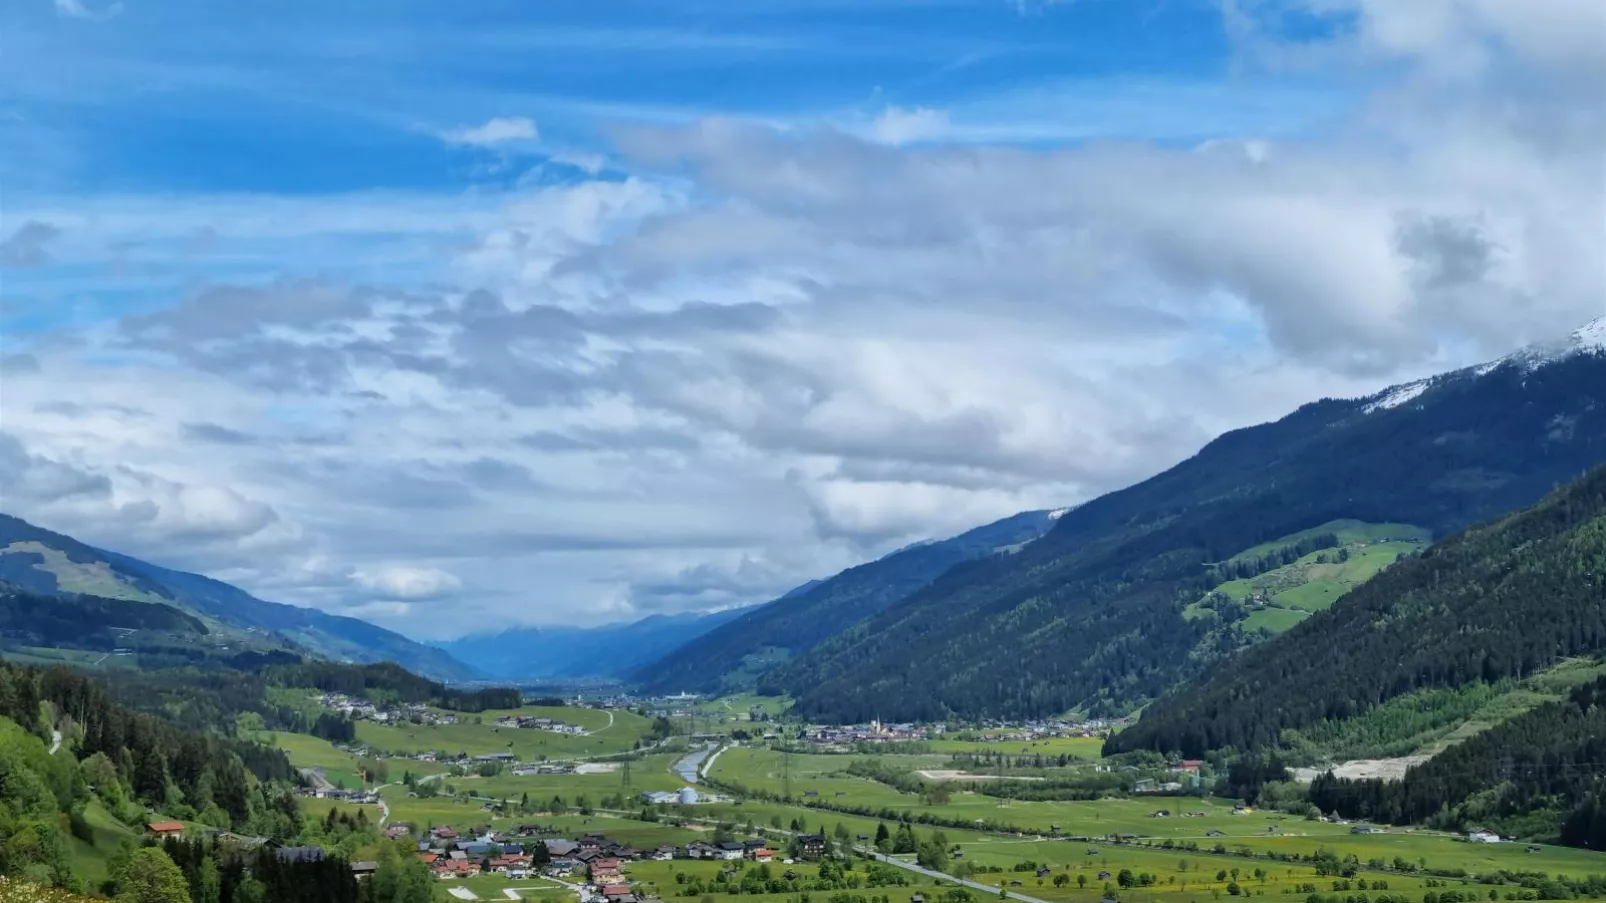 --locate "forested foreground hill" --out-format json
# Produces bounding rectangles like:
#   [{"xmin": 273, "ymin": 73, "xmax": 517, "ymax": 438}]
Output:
[
  {"xmin": 1109, "ymin": 463, "xmax": 1606, "ymax": 758},
  {"xmin": 633, "ymin": 509, "xmax": 1063, "ymax": 694},
  {"xmin": 1308, "ymin": 673, "xmax": 1606, "ymax": 848},
  {"xmin": 774, "ymin": 339, "xmax": 1606, "ymax": 723}
]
